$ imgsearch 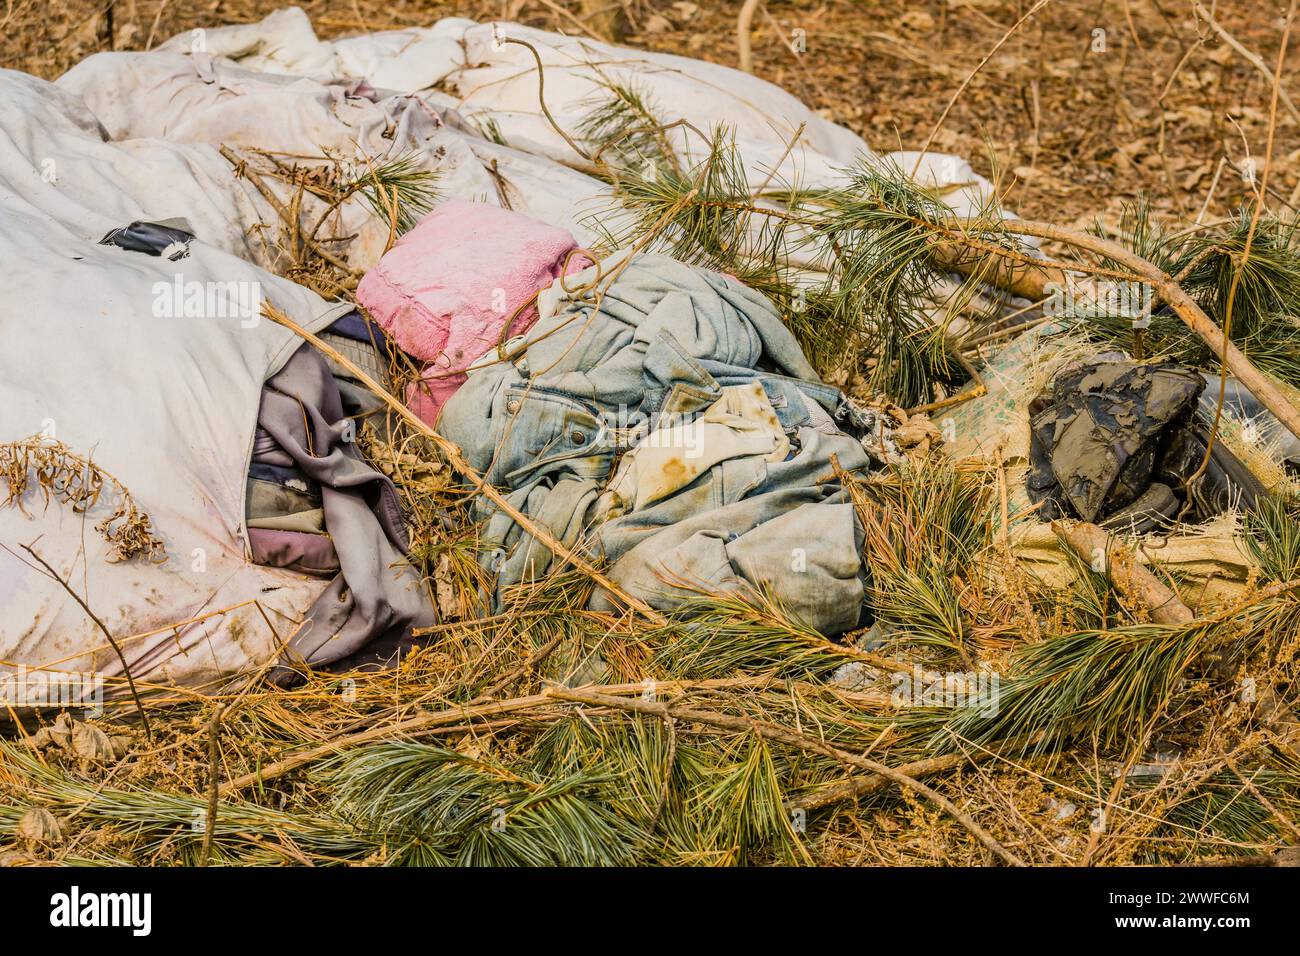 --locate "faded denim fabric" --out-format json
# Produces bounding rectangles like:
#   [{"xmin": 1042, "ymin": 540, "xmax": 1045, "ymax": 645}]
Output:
[{"xmin": 438, "ymin": 252, "xmax": 873, "ymax": 633}]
